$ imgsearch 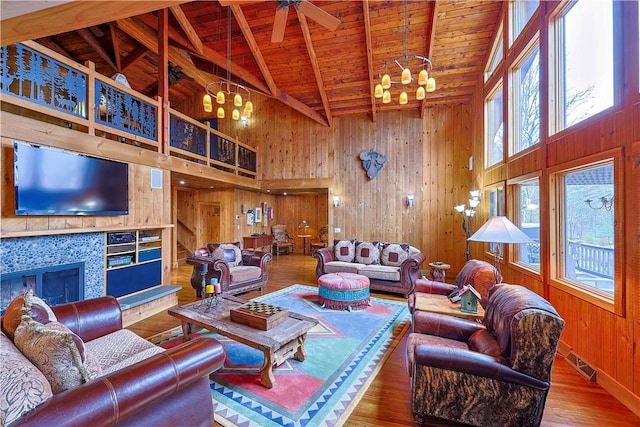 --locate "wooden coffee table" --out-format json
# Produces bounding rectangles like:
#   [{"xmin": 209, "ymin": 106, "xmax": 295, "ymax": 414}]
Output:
[{"xmin": 168, "ymin": 295, "xmax": 318, "ymax": 388}]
